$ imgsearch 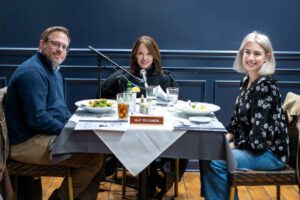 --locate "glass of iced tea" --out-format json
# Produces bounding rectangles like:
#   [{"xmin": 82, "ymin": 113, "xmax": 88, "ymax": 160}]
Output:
[{"xmin": 116, "ymin": 93, "xmax": 131, "ymax": 119}]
